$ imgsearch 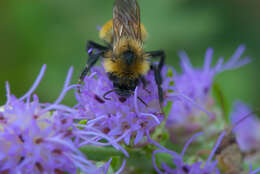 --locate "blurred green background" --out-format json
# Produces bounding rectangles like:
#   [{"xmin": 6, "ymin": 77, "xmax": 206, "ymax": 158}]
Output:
[{"xmin": 0, "ymin": 0, "xmax": 259, "ymax": 110}]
